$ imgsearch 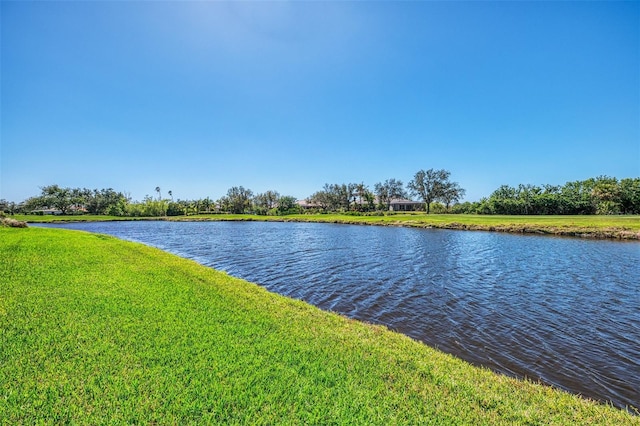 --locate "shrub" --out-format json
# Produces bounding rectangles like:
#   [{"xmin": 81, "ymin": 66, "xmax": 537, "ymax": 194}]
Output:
[{"xmin": 0, "ymin": 217, "xmax": 27, "ymax": 228}]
